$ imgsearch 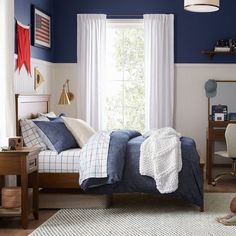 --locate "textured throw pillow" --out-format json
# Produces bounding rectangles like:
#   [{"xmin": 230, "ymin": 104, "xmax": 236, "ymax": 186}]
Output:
[
  {"xmin": 62, "ymin": 117, "xmax": 96, "ymax": 148},
  {"xmin": 33, "ymin": 121, "xmax": 78, "ymax": 153},
  {"xmin": 20, "ymin": 116, "xmax": 49, "ymax": 150}
]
